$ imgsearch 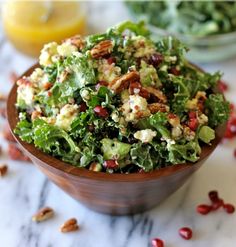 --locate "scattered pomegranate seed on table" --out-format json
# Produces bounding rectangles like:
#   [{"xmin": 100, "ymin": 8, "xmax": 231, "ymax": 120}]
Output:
[
  {"xmin": 208, "ymin": 190, "xmax": 219, "ymax": 203},
  {"xmin": 196, "ymin": 204, "xmax": 212, "ymax": 215},
  {"xmin": 8, "ymin": 143, "xmax": 31, "ymax": 162},
  {"xmin": 0, "ymin": 164, "xmax": 8, "ymax": 177},
  {"xmin": 151, "ymin": 238, "xmax": 164, "ymax": 247},
  {"xmin": 223, "ymin": 204, "xmax": 235, "ymax": 214},
  {"xmin": 179, "ymin": 227, "xmax": 193, "ymax": 240}
]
